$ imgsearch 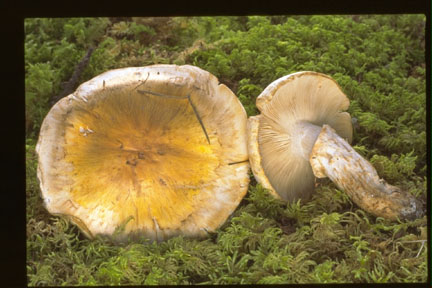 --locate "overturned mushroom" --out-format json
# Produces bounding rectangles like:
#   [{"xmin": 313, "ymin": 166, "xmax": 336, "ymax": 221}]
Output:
[
  {"xmin": 36, "ymin": 64, "xmax": 250, "ymax": 242},
  {"xmin": 248, "ymin": 71, "xmax": 423, "ymax": 220}
]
